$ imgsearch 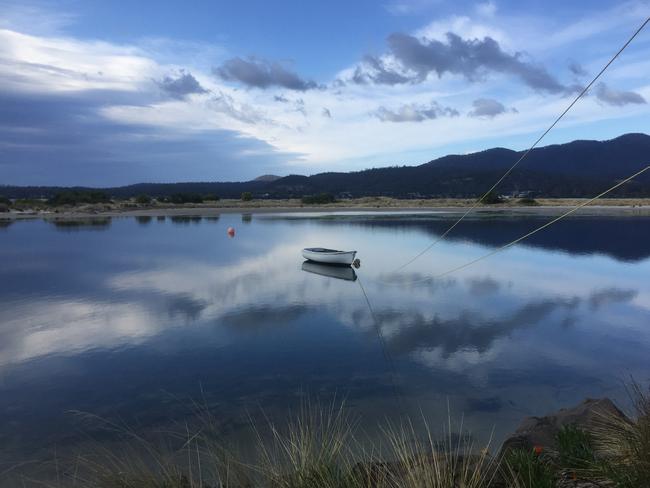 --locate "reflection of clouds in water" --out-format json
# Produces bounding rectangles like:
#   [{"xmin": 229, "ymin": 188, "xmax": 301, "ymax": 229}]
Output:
[
  {"xmin": 106, "ymin": 247, "xmax": 645, "ymax": 386},
  {"xmin": 466, "ymin": 277, "xmax": 501, "ymax": 296},
  {"xmin": 588, "ymin": 287, "xmax": 637, "ymax": 309},
  {"xmin": 0, "ymin": 300, "xmax": 157, "ymax": 366},
  {"xmin": 383, "ymin": 297, "xmax": 579, "ymax": 357},
  {"xmin": 1, "ymin": 226, "xmax": 648, "ymax": 379},
  {"xmin": 166, "ymin": 293, "xmax": 208, "ymax": 321},
  {"xmin": 221, "ymin": 304, "xmax": 310, "ymax": 331}
]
